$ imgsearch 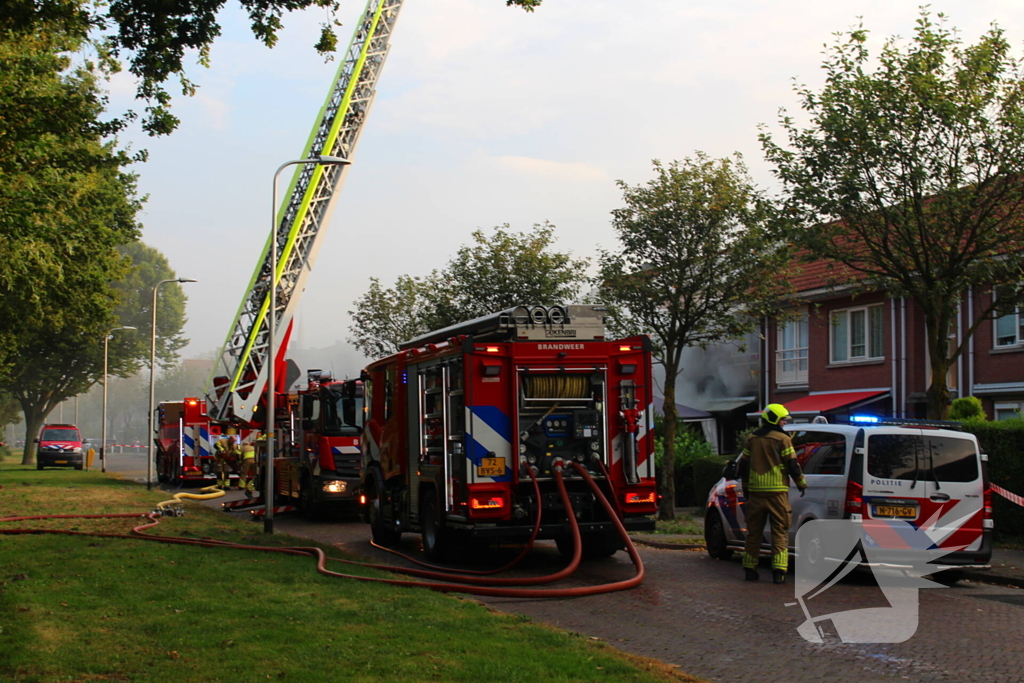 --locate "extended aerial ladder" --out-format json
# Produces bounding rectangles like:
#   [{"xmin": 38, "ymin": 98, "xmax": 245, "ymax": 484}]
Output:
[{"xmin": 207, "ymin": 0, "xmax": 406, "ymax": 424}]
